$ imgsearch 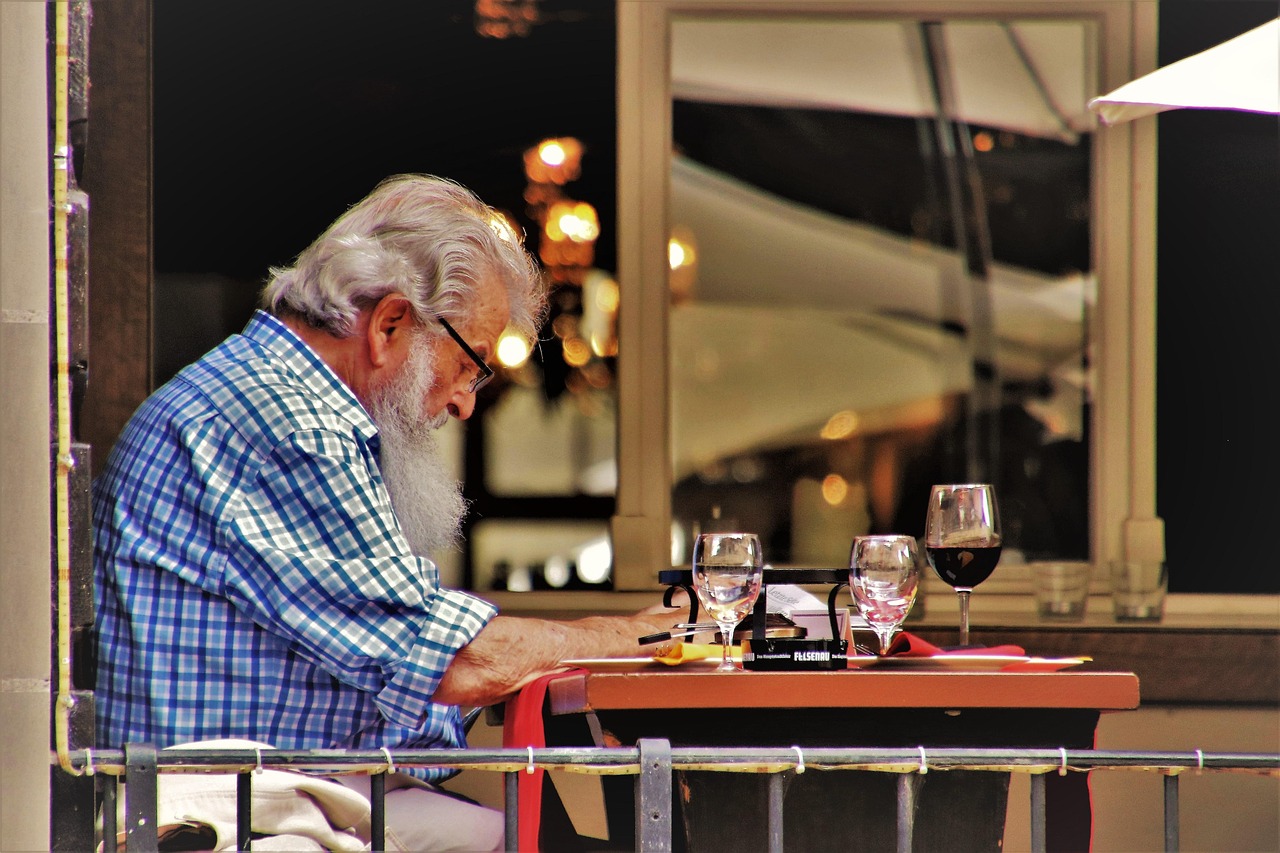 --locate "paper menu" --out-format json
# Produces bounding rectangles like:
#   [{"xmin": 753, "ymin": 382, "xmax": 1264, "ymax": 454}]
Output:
[
  {"xmin": 765, "ymin": 583, "xmax": 824, "ymax": 614},
  {"xmin": 766, "ymin": 583, "xmax": 869, "ymax": 637}
]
